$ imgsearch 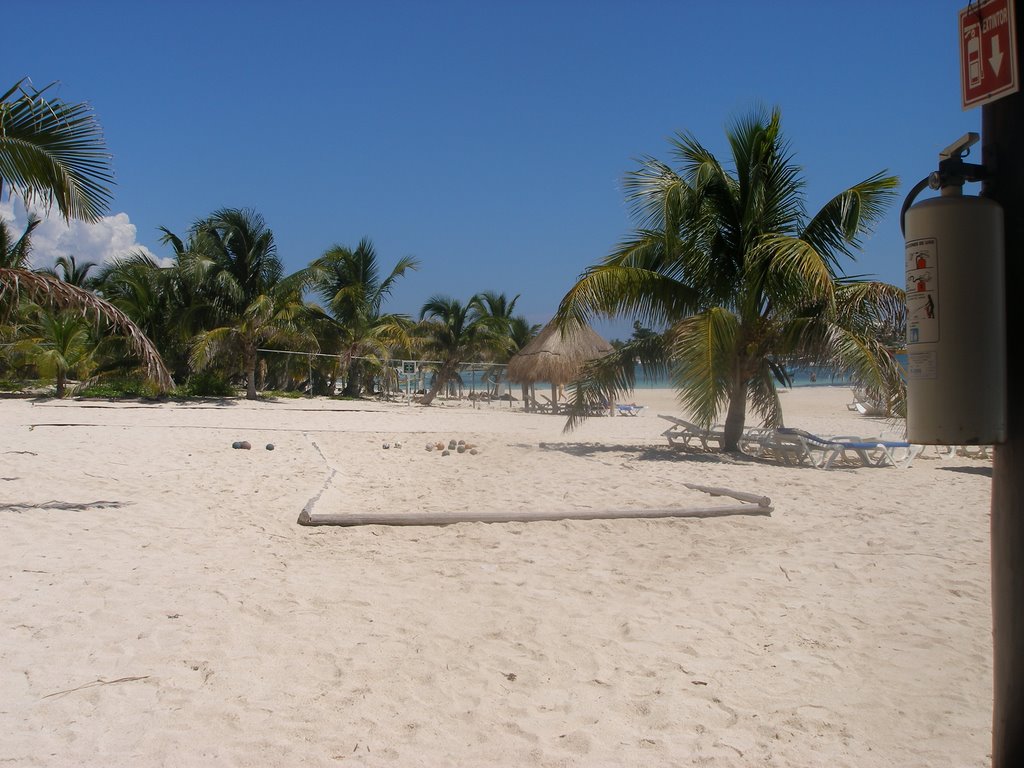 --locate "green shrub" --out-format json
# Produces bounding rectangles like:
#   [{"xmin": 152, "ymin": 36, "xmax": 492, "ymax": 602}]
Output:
[
  {"xmin": 262, "ymin": 389, "xmax": 305, "ymax": 399},
  {"xmin": 76, "ymin": 377, "xmax": 156, "ymax": 399},
  {"xmin": 175, "ymin": 372, "xmax": 235, "ymax": 398}
]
